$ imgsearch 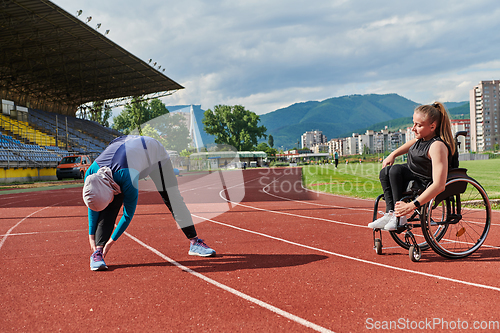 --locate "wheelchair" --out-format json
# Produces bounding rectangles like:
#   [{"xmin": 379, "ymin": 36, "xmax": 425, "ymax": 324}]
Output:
[{"xmin": 371, "ymin": 131, "xmax": 492, "ymax": 262}]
